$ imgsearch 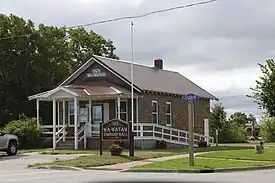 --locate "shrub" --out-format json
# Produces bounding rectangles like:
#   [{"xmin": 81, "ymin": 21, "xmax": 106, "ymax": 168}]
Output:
[
  {"xmin": 260, "ymin": 116, "xmax": 275, "ymax": 142},
  {"xmin": 3, "ymin": 114, "xmax": 44, "ymax": 149},
  {"xmin": 109, "ymin": 143, "xmax": 123, "ymax": 156},
  {"xmin": 218, "ymin": 121, "xmax": 247, "ymax": 143},
  {"xmin": 198, "ymin": 139, "xmax": 208, "ymax": 147},
  {"xmin": 156, "ymin": 140, "xmax": 167, "ymax": 149}
]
